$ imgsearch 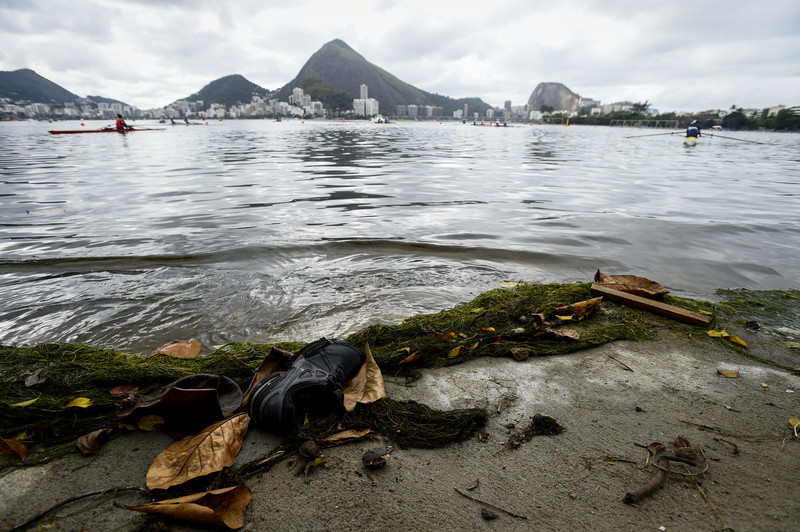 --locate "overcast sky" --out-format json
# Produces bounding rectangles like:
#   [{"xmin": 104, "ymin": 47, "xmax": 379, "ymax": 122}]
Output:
[{"xmin": 1, "ymin": 0, "xmax": 798, "ymax": 112}]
